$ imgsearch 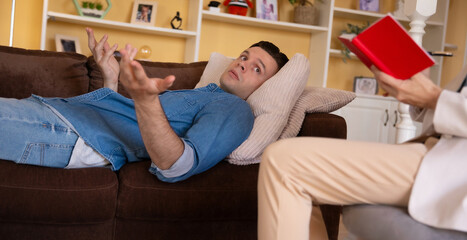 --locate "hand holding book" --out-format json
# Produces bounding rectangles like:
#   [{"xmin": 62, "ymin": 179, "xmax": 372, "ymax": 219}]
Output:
[{"xmin": 370, "ymin": 65, "xmax": 442, "ymax": 109}]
